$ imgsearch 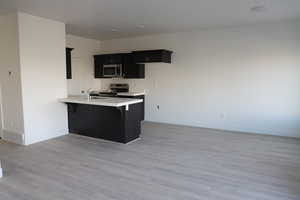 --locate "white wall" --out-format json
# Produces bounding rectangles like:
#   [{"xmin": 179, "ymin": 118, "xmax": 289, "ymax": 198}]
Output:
[
  {"xmin": 100, "ymin": 20, "xmax": 300, "ymax": 137},
  {"xmin": 0, "ymin": 13, "xmax": 25, "ymax": 143},
  {"xmin": 0, "ymin": 85, "xmax": 3, "ymax": 137},
  {"xmin": 18, "ymin": 13, "xmax": 68, "ymax": 145},
  {"xmin": 66, "ymin": 35, "xmax": 102, "ymax": 95}
]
